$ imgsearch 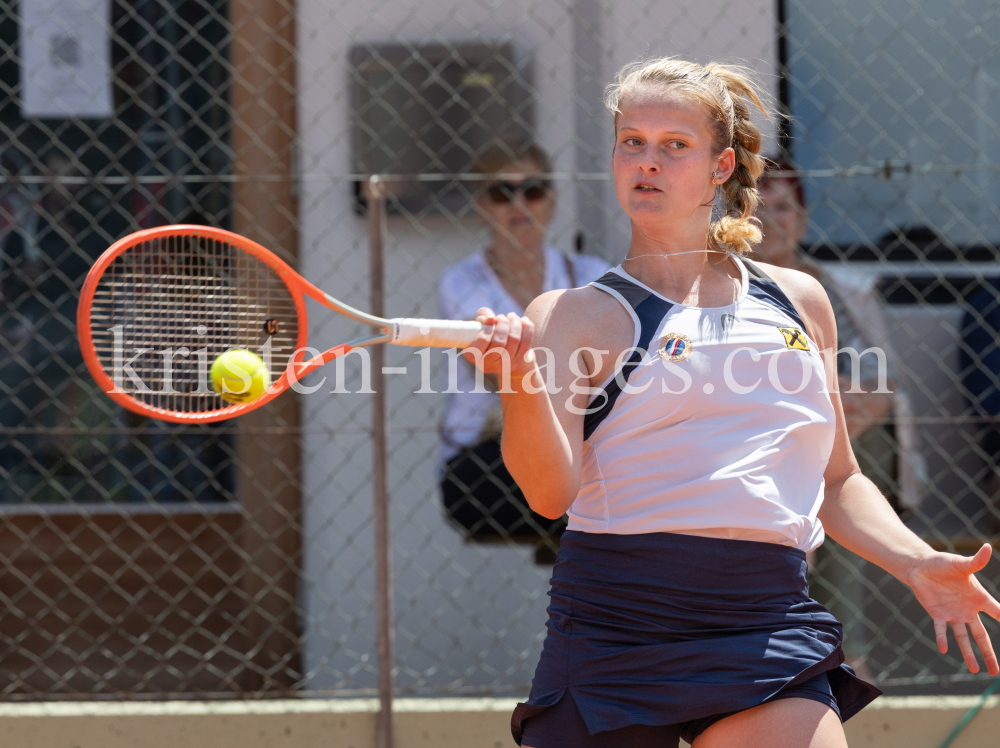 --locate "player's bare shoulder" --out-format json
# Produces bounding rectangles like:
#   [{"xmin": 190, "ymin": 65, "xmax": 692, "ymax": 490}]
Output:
[
  {"xmin": 757, "ymin": 261, "xmax": 837, "ymax": 350},
  {"xmin": 525, "ymin": 285, "xmax": 631, "ymax": 353}
]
